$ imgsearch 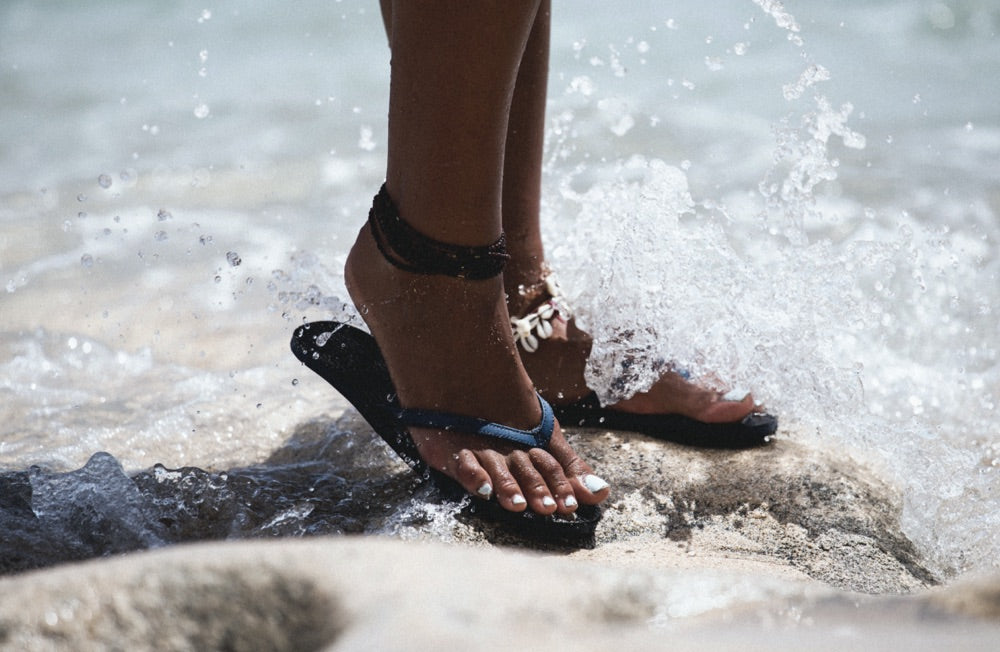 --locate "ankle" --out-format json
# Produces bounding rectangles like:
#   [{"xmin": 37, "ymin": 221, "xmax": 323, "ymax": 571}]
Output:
[{"xmin": 505, "ymin": 261, "xmax": 552, "ymax": 313}]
